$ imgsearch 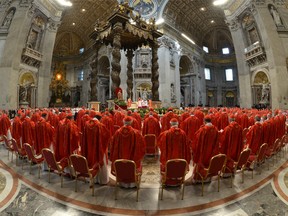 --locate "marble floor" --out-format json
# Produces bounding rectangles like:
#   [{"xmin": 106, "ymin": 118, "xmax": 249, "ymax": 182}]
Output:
[{"xmin": 0, "ymin": 144, "xmax": 288, "ymax": 216}]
